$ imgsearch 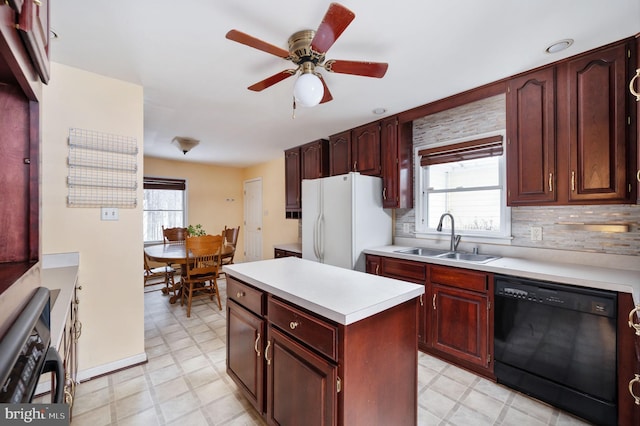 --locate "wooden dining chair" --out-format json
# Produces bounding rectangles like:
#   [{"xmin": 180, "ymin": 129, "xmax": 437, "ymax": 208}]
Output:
[
  {"xmin": 162, "ymin": 226, "xmax": 188, "ymax": 244},
  {"xmin": 222, "ymin": 225, "xmax": 240, "ymax": 265},
  {"xmin": 144, "ymin": 252, "xmax": 176, "ymax": 295},
  {"xmin": 182, "ymin": 234, "xmax": 223, "ymax": 316}
]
